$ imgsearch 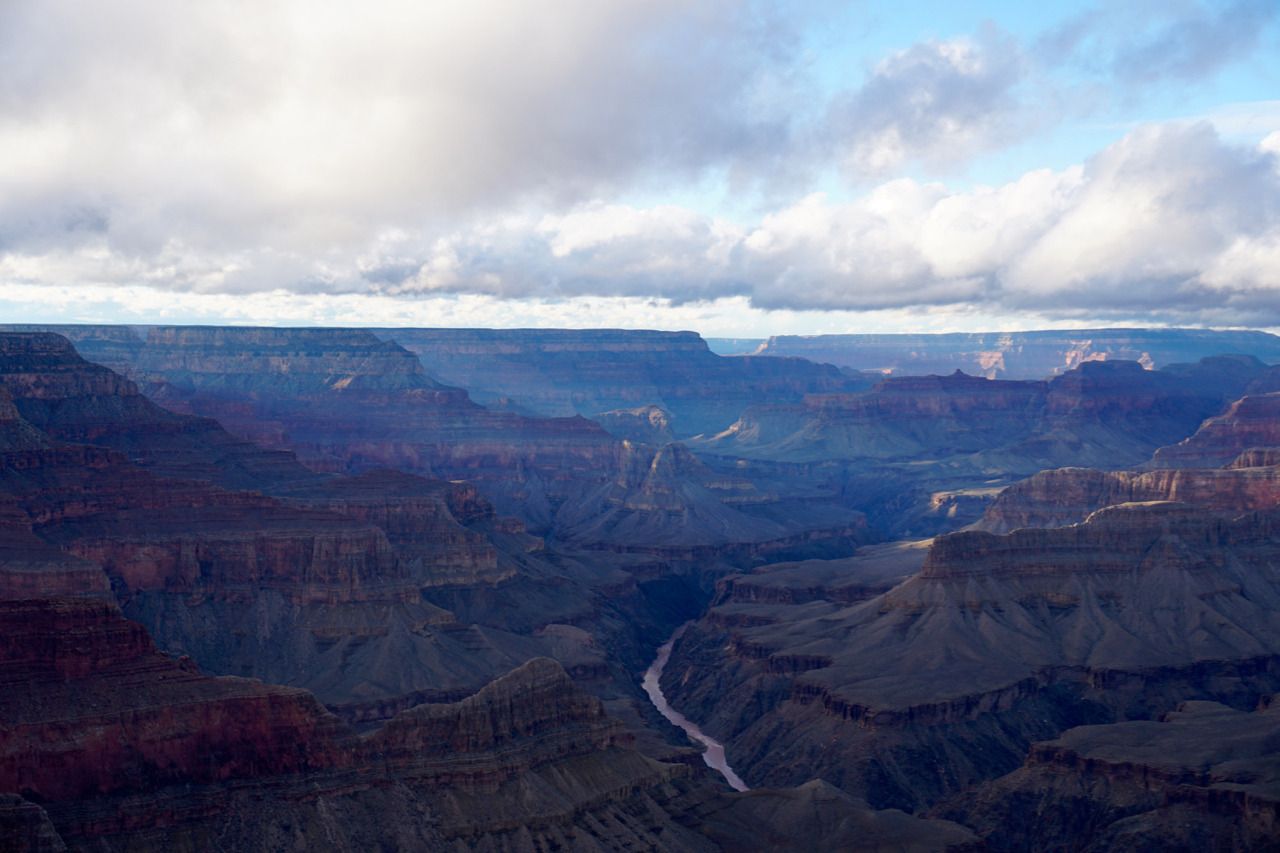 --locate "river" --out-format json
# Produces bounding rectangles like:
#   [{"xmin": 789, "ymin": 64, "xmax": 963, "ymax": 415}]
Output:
[{"xmin": 641, "ymin": 624, "xmax": 749, "ymax": 792}]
